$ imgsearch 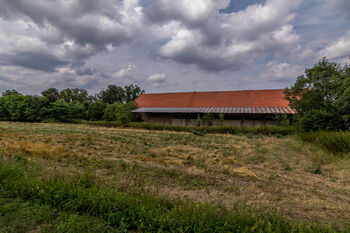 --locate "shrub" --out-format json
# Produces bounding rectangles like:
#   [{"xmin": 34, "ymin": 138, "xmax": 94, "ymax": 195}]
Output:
[
  {"xmin": 299, "ymin": 131, "xmax": 350, "ymax": 155},
  {"xmin": 219, "ymin": 113, "xmax": 225, "ymax": 126},
  {"xmin": 202, "ymin": 113, "xmax": 214, "ymax": 126},
  {"xmin": 196, "ymin": 114, "xmax": 201, "ymax": 127}
]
